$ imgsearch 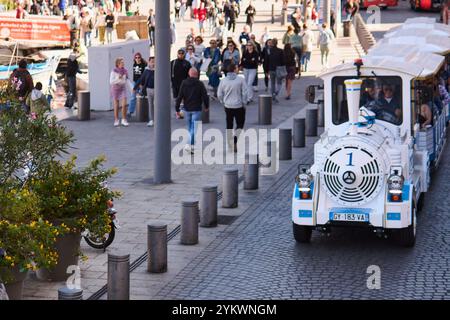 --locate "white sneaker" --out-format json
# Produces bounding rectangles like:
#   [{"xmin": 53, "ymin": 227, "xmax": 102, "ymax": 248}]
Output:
[
  {"xmin": 114, "ymin": 120, "xmax": 120, "ymax": 127},
  {"xmin": 121, "ymin": 119, "xmax": 129, "ymax": 127},
  {"xmin": 147, "ymin": 120, "xmax": 154, "ymax": 127}
]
